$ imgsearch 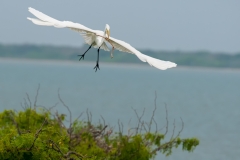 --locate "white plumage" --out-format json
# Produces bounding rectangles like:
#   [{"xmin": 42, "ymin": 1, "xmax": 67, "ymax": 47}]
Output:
[{"xmin": 27, "ymin": 7, "xmax": 177, "ymax": 71}]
